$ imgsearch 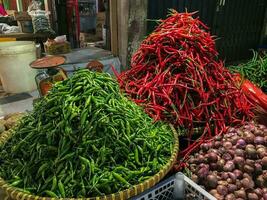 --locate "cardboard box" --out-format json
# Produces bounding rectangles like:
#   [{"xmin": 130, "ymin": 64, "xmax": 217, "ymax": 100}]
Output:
[
  {"xmin": 80, "ymin": 32, "xmax": 102, "ymax": 47},
  {"xmin": 97, "ymin": 12, "xmax": 105, "ymax": 22},
  {"xmin": 14, "ymin": 12, "xmax": 31, "ymax": 21},
  {"xmin": 79, "ymin": 32, "xmax": 90, "ymax": 42},
  {"xmin": 17, "ymin": 20, "xmax": 33, "ymax": 33}
]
